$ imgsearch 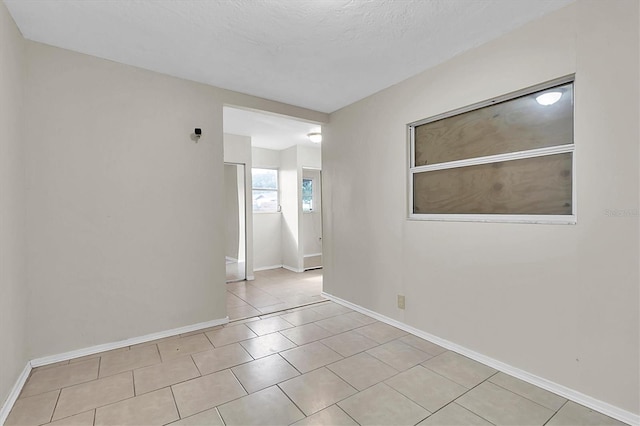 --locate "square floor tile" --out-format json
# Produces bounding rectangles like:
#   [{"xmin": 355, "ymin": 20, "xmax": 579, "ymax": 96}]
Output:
[
  {"xmin": 133, "ymin": 355, "xmax": 200, "ymax": 395},
  {"xmin": 418, "ymin": 403, "xmax": 492, "ymax": 425},
  {"xmin": 218, "ymin": 386, "xmax": 305, "ymax": 425},
  {"xmin": 311, "ymin": 303, "xmax": 352, "ymax": 317},
  {"xmin": 489, "ymin": 372, "xmax": 566, "ymax": 411},
  {"xmin": 292, "ymin": 405, "xmax": 358, "ymax": 426},
  {"xmin": 320, "ymin": 330, "xmax": 379, "ymax": 357},
  {"xmin": 21, "ymin": 359, "xmax": 99, "ymax": 398},
  {"xmin": 353, "ymin": 322, "xmax": 407, "ymax": 344},
  {"xmin": 385, "ymin": 365, "xmax": 467, "ymax": 412},
  {"xmin": 315, "ymin": 314, "xmax": 364, "ymax": 335},
  {"xmin": 53, "ymin": 372, "xmax": 134, "ymax": 421},
  {"xmin": 281, "ymin": 341, "xmax": 343, "ymax": 373},
  {"xmin": 191, "ymin": 343, "xmax": 253, "ymax": 375},
  {"xmin": 327, "ymin": 352, "xmax": 398, "ymax": 391},
  {"xmin": 206, "ymin": 324, "xmax": 257, "ymax": 347},
  {"xmin": 457, "ymin": 381, "xmax": 555, "ymax": 425},
  {"xmin": 231, "ymin": 354, "xmax": 299, "ymax": 393},
  {"xmin": 99, "ymin": 344, "xmax": 161, "ymax": 378},
  {"xmin": 228, "ymin": 305, "xmax": 262, "ymax": 320},
  {"xmin": 48, "ymin": 410, "xmax": 95, "ymax": 426},
  {"xmin": 422, "ymin": 351, "xmax": 496, "ymax": 388},
  {"xmin": 340, "ymin": 311, "xmax": 378, "ymax": 326},
  {"xmin": 546, "ymin": 401, "xmax": 627, "ymax": 426},
  {"xmin": 367, "ymin": 339, "xmax": 432, "ymax": 371},
  {"xmin": 172, "ymin": 369, "xmax": 246, "ymax": 418},
  {"xmin": 245, "ymin": 317, "xmax": 295, "ymax": 335},
  {"xmin": 280, "ymin": 367, "xmax": 357, "ymax": 416},
  {"xmin": 338, "ymin": 383, "xmax": 429, "ymax": 426},
  {"xmin": 280, "ymin": 309, "xmax": 327, "ymax": 326},
  {"xmin": 399, "ymin": 335, "xmax": 448, "ymax": 356},
  {"xmin": 6, "ymin": 390, "xmax": 59, "ymax": 426},
  {"xmin": 157, "ymin": 333, "xmax": 213, "ymax": 361},
  {"xmin": 280, "ymin": 323, "xmax": 333, "ymax": 345},
  {"xmin": 169, "ymin": 408, "xmax": 224, "ymax": 425},
  {"xmin": 95, "ymin": 387, "xmax": 179, "ymax": 425},
  {"xmin": 240, "ymin": 333, "xmax": 296, "ymax": 359}
]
